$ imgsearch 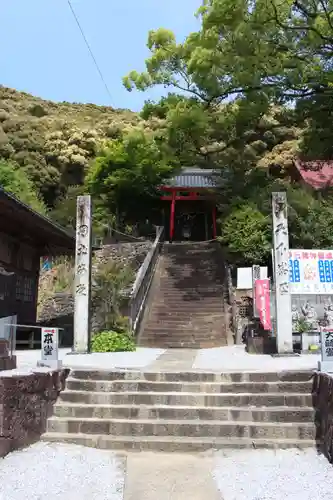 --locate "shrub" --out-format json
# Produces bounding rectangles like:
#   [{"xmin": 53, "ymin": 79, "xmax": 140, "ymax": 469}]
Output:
[{"xmin": 91, "ymin": 330, "xmax": 135, "ymax": 353}]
